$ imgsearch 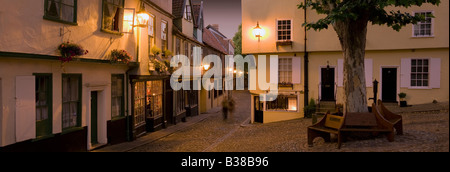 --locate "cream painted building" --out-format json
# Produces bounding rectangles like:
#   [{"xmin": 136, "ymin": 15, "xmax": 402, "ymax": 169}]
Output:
[
  {"xmin": 242, "ymin": 0, "xmax": 449, "ymax": 123},
  {"xmin": 0, "ymin": 0, "xmax": 170, "ymax": 151}
]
